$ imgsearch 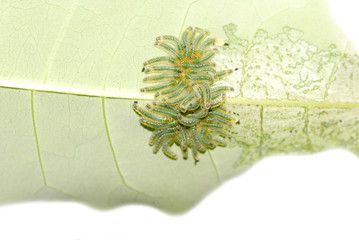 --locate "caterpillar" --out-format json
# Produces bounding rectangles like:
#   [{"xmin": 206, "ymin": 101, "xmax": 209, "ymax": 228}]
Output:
[{"xmin": 134, "ymin": 26, "xmax": 239, "ymax": 163}]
